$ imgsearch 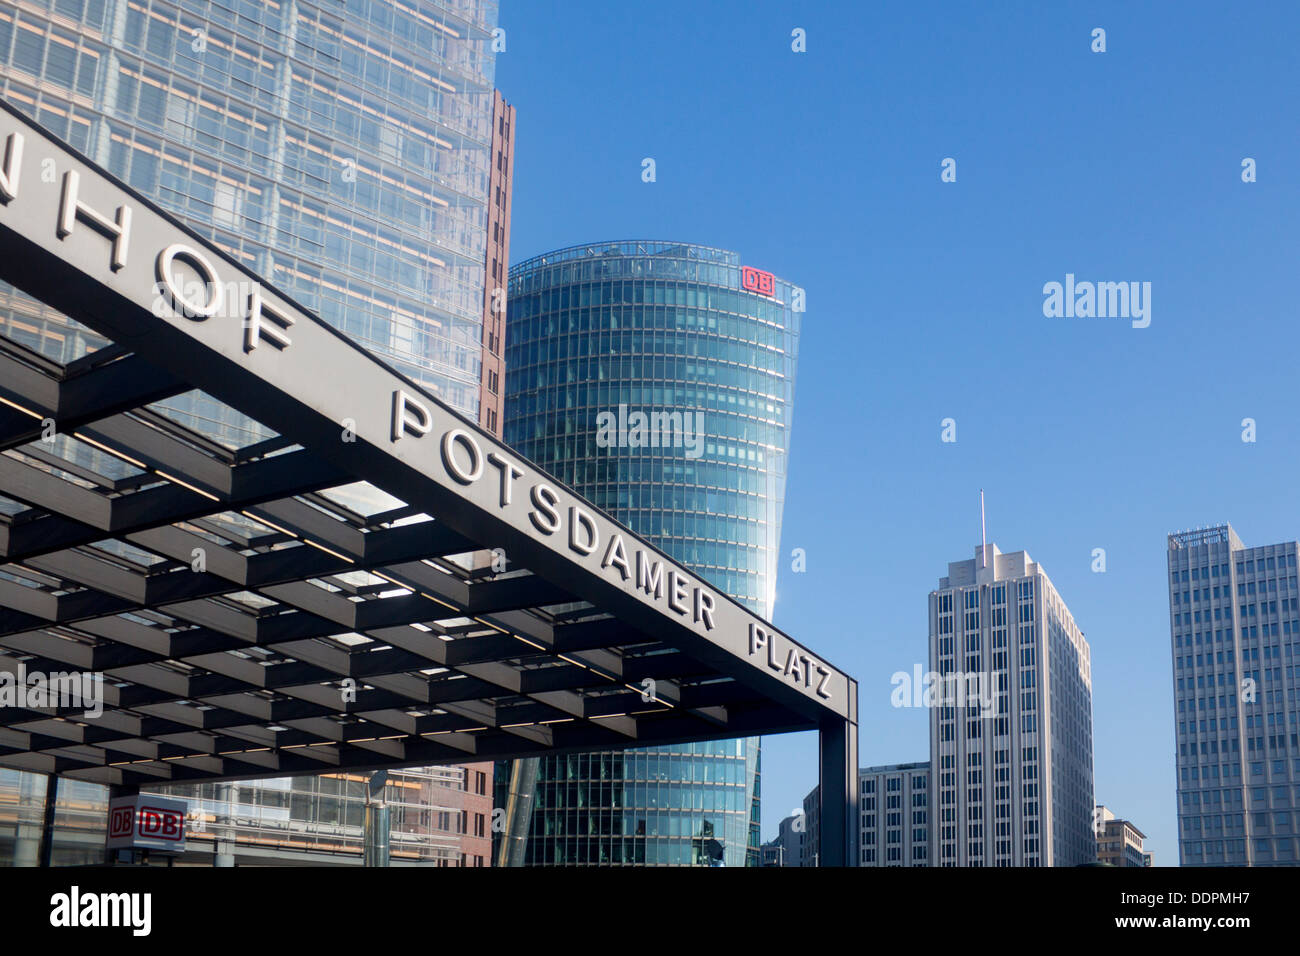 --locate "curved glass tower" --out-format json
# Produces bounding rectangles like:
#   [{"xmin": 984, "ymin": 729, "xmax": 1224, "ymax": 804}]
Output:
[{"xmin": 502, "ymin": 241, "xmax": 802, "ymax": 865}]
